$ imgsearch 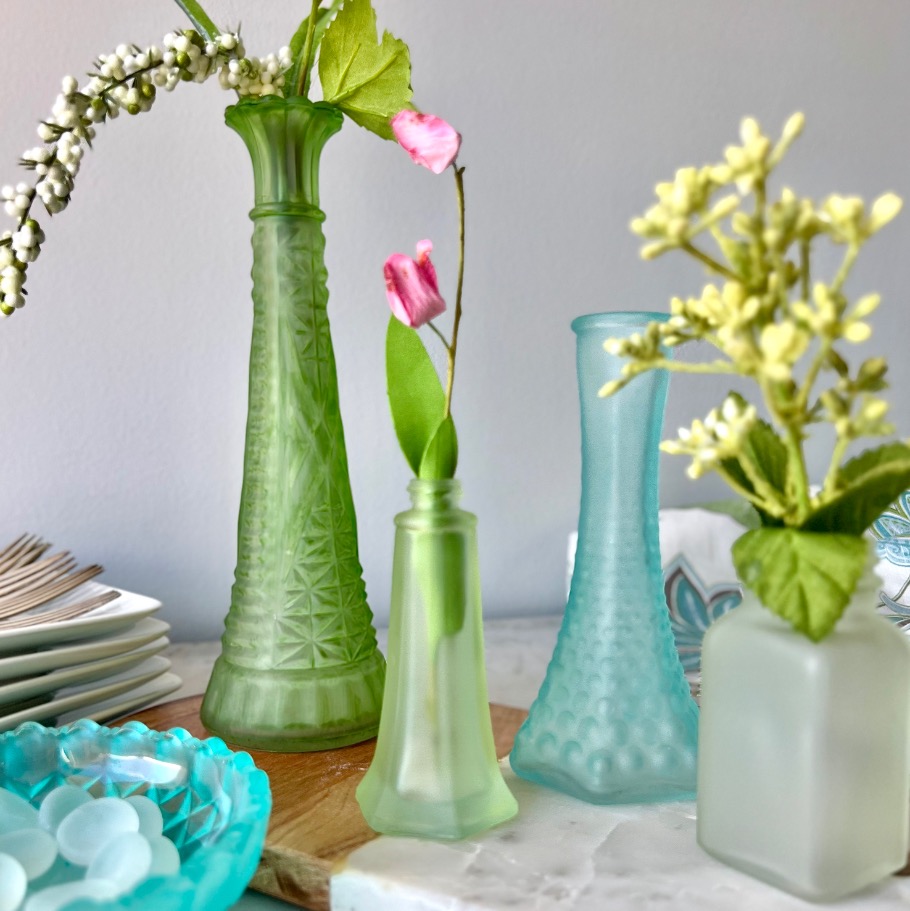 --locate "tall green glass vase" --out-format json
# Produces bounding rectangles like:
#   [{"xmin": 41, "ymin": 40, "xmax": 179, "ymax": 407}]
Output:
[{"xmin": 200, "ymin": 97, "xmax": 385, "ymax": 752}]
